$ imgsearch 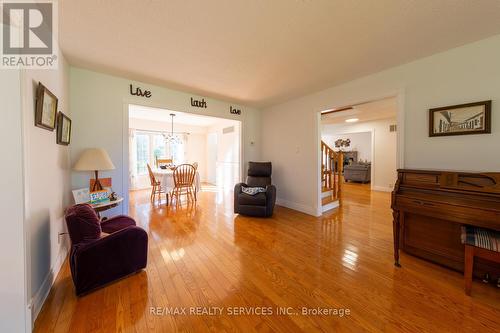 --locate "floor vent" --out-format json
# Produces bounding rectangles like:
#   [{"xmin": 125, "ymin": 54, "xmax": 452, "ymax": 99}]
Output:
[{"xmin": 389, "ymin": 124, "xmax": 397, "ymax": 132}]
